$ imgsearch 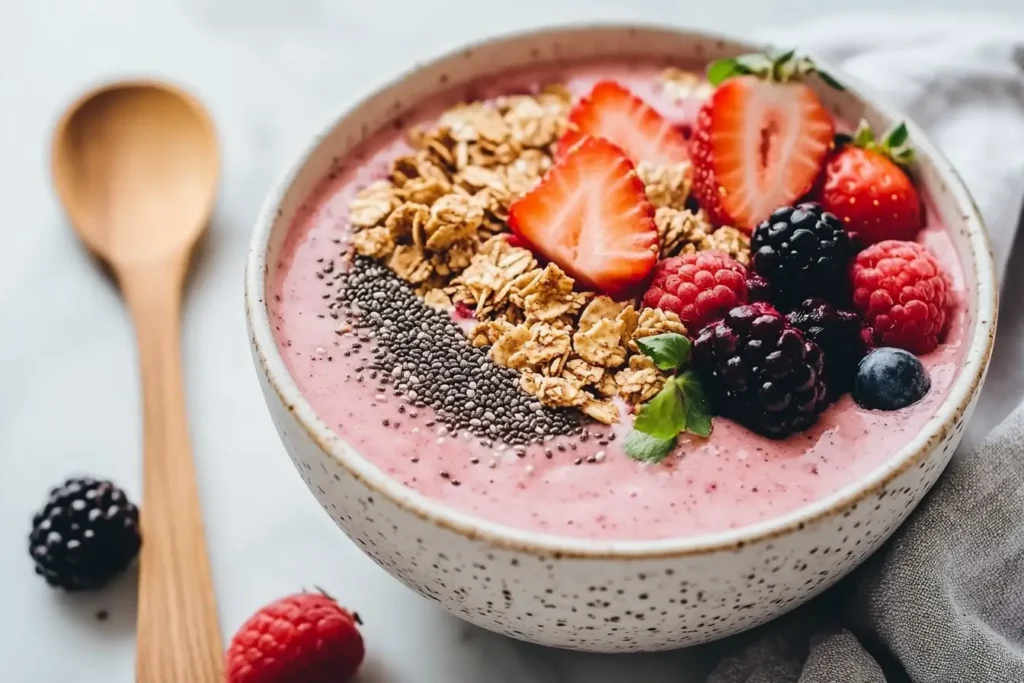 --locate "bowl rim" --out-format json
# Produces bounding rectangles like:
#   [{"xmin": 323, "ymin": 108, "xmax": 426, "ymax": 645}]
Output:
[{"xmin": 245, "ymin": 22, "xmax": 998, "ymax": 560}]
